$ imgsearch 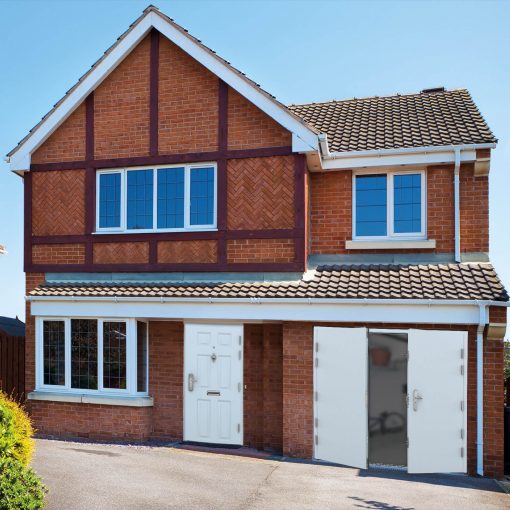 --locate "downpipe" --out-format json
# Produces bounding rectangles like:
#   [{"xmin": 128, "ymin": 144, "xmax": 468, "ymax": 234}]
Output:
[
  {"xmin": 454, "ymin": 148, "xmax": 461, "ymax": 262},
  {"xmin": 476, "ymin": 303, "xmax": 487, "ymax": 476}
]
